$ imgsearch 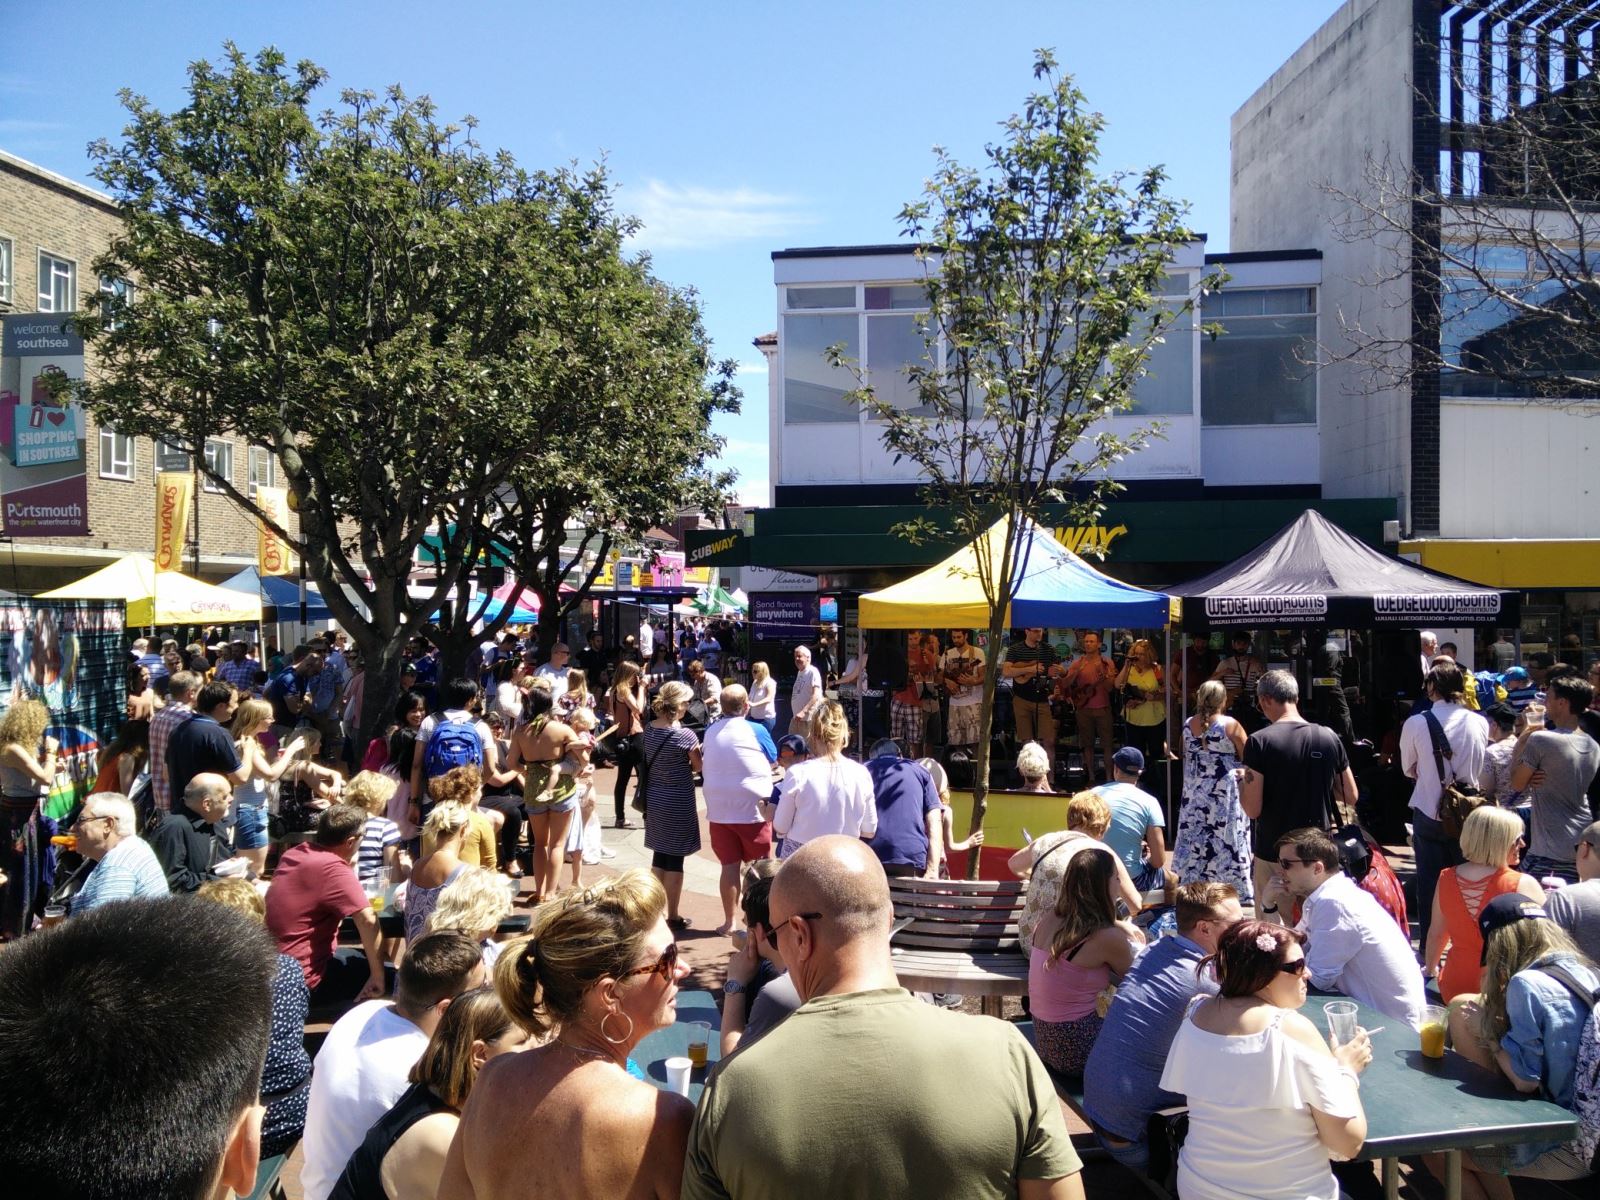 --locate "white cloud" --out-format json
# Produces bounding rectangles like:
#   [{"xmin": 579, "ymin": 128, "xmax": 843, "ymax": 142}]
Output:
[
  {"xmin": 734, "ymin": 360, "xmax": 769, "ymax": 377},
  {"xmin": 715, "ymin": 437, "xmax": 771, "ymax": 507},
  {"xmin": 626, "ymin": 179, "xmax": 817, "ymax": 250}
]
